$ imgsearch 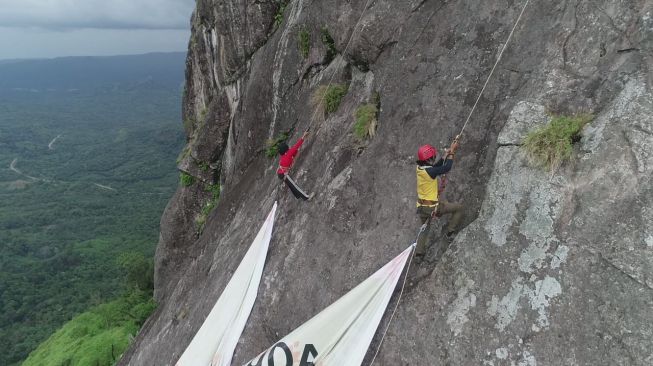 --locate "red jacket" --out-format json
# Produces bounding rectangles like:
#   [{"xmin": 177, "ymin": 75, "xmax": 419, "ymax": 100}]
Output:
[{"xmin": 277, "ymin": 138, "xmax": 304, "ymax": 174}]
